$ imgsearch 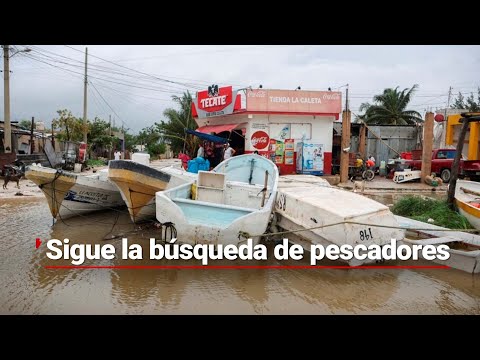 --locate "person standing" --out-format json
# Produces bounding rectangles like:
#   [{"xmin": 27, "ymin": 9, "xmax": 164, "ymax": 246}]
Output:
[
  {"xmin": 223, "ymin": 143, "xmax": 235, "ymax": 160},
  {"xmin": 197, "ymin": 142, "xmax": 205, "ymax": 158},
  {"xmin": 114, "ymin": 150, "xmax": 121, "ymax": 161}
]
